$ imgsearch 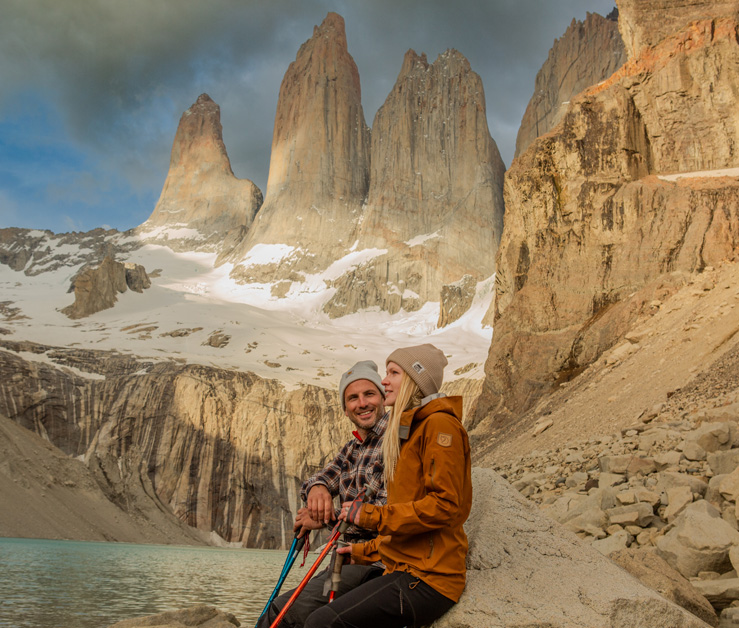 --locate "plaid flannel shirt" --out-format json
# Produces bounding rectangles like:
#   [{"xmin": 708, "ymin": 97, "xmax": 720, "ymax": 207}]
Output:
[{"xmin": 300, "ymin": 411, "xmax": 388, "ymax": 542}]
